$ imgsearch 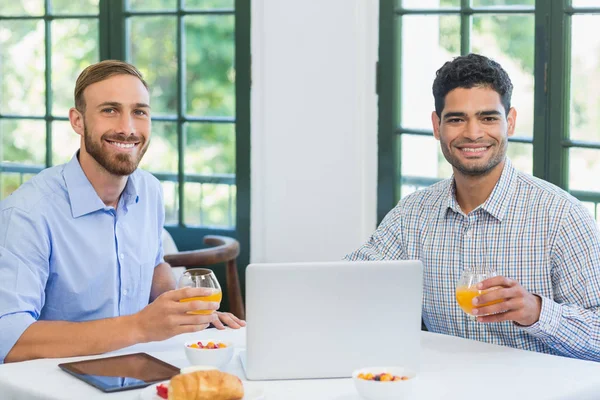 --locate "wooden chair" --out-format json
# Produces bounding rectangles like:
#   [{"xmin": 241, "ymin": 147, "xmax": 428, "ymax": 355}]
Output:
[{"xmin": 162, "ymin": 230, "xmax": 245, "ymax": 320}]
